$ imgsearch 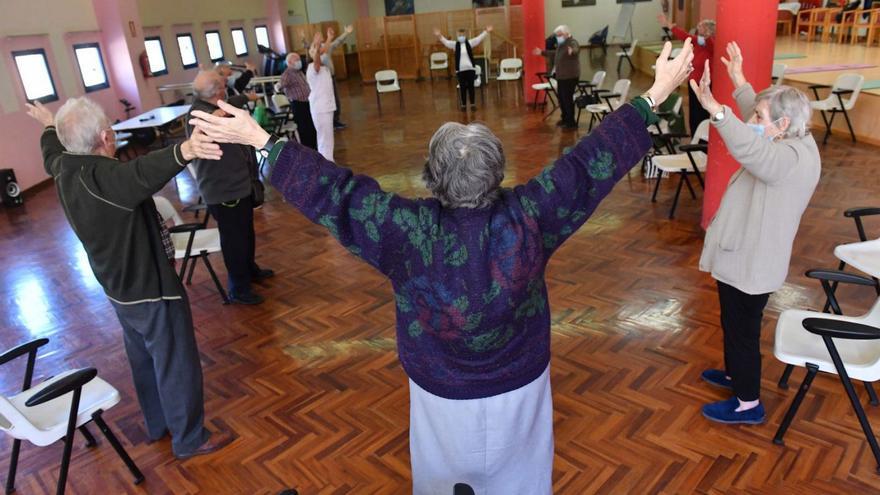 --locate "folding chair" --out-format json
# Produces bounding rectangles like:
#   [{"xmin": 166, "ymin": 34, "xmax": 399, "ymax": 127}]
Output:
[
  {"xmin": 615, "ymin": 39, "xmax": 638, "ymax": 74},
  {"xmin": 650, "ymin": 119, "xmax": 709, "ymax": 219},
  {"xmin": 496, "ymin": 58, "xmax": 523, "ymax": 97},
  {"xmin": 809, "ymin": 73, "xmax": 864, "ymax": 144},
  {"xmin": 531, "ymin": 72, "xmax": 558, "ymax": 113},
  {"xmin": 375, "ymin": 70, "xmax": 403, "ymax": 113},
  {"xmin": 429, "ymin": 52, "xmax": 450, "ymax": 82},
  {"xmin": 584, "ymin": 78, "xmax": 631, "ymax": 131}
]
